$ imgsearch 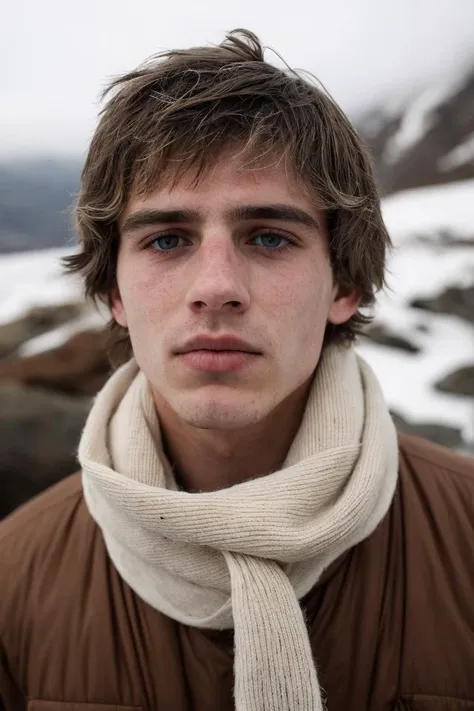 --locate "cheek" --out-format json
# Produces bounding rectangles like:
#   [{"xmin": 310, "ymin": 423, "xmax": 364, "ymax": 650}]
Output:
[
  {"xmin": 274, "ymin": 260, "xmax": 333, "ymax": 323},
  {"xmin": 118, "ymin": 259, "xmax": 169, "ymax": 320},
  {"xmin": 273, "ymin": 261, "xmax": 333, "ymax": 356}
]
